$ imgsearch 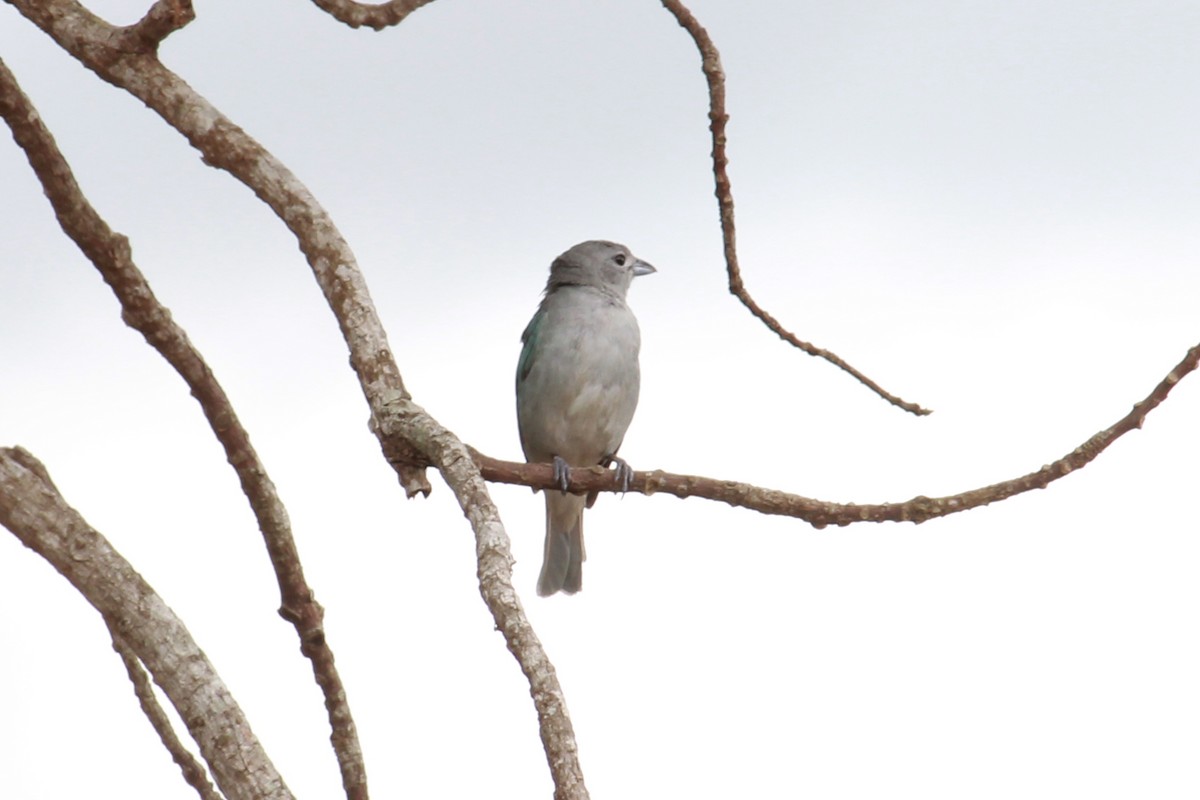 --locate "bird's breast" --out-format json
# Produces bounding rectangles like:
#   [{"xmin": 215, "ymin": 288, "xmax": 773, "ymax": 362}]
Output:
[{"xmin": 517, "ymin": 296, "xmax": 642, "ymax": 465}]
